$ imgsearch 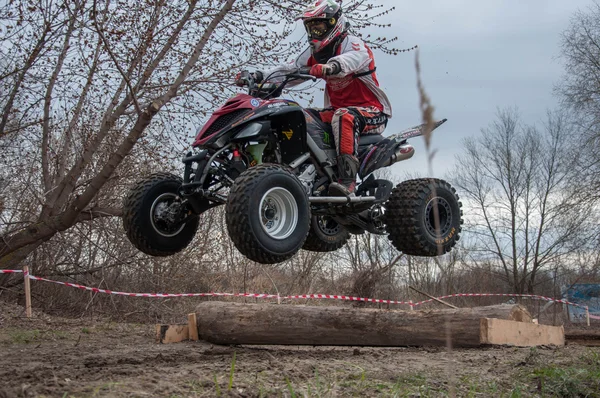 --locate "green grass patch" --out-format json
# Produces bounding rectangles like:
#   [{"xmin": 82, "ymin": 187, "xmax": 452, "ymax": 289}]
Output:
[
  {"xmin": 7, "ymin": 328, "xmax": 72, "ymax": 344},
  {"xmin": 532, "ymin": 357, "xmax": 600, "ymax": 397},
  {"xmin": 9, "ymin": 329, "xmax": 42, "ymax": 344}
]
